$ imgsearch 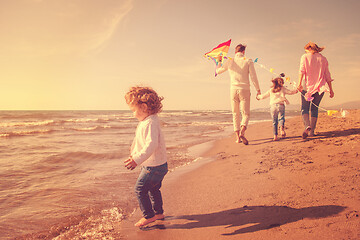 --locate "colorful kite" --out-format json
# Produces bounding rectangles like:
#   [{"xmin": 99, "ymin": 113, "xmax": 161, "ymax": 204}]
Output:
[{"xmin": 204, "ymin": 39, "xmax": 231, "ymax": 76}]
